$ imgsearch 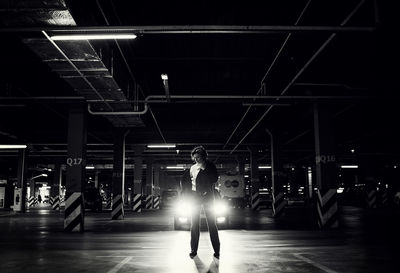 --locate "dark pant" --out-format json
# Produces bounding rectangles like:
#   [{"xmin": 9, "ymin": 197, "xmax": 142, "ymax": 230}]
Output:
[{"xmin": 190, "ymin": 195, "xmax": 220, "ymax": 254}]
